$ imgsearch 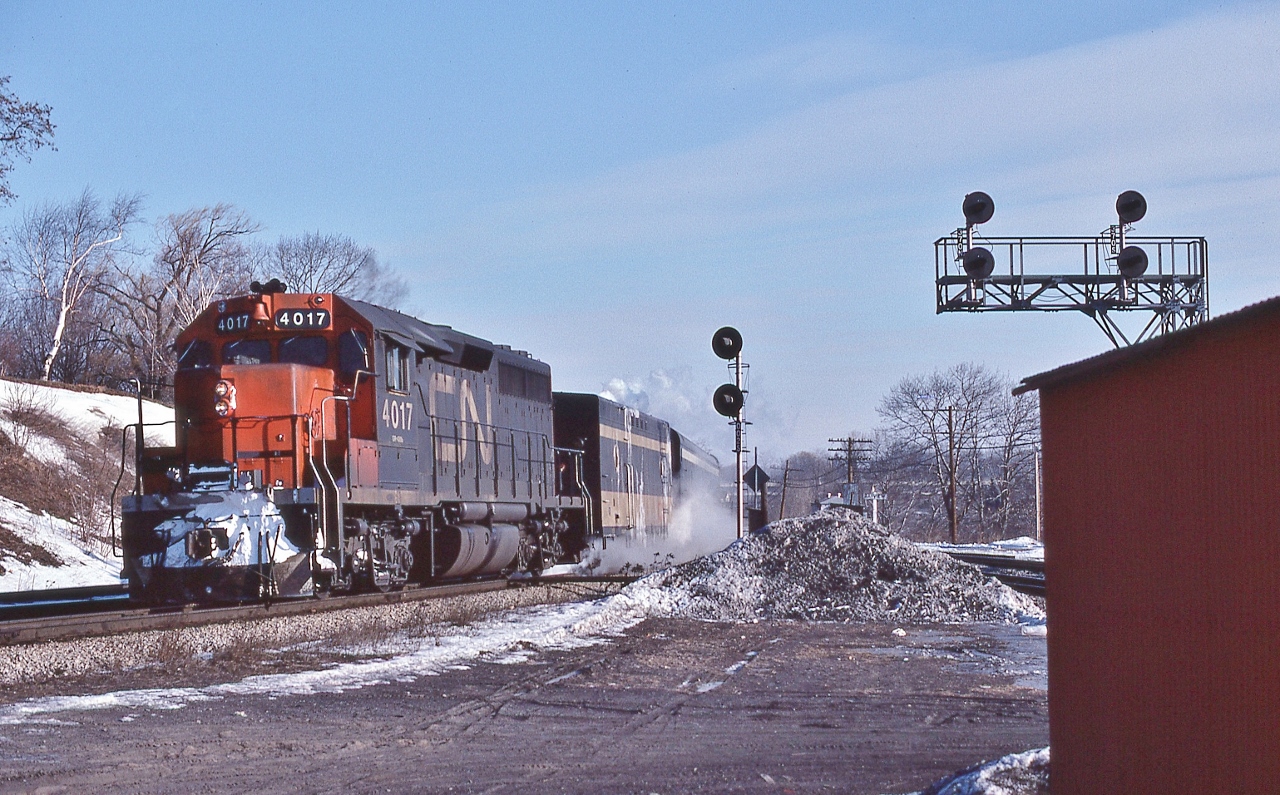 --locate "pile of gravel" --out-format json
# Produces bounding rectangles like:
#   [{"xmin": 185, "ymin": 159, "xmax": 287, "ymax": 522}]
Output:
[{"xmin": 622, "ymin": 508, "xmax": 1041, "ymax": 624}]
